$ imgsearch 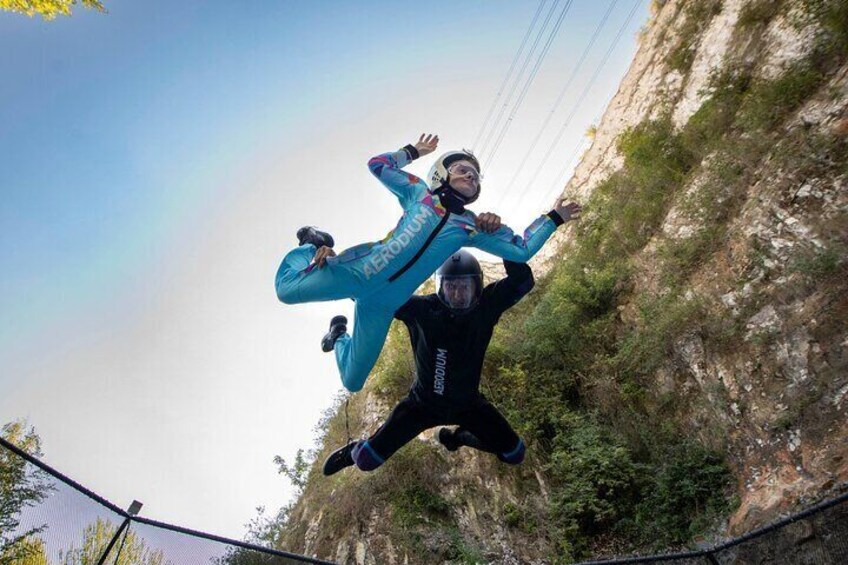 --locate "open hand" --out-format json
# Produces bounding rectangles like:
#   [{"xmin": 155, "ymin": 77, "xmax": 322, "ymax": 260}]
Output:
[
  {"xmin": 554, "ymin": 201, "xmax": 582, "ymax": 222},
  {"xmin": 475, "ymin": 212, "xmax": 502, "ymax": 233},
  {"xmin": 414, "ymin": 133, "xmax": 439, "ymax": 157},
  {"xmin": 312, "ymin": 245, "xmax": 336, "ymax": 268}
]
